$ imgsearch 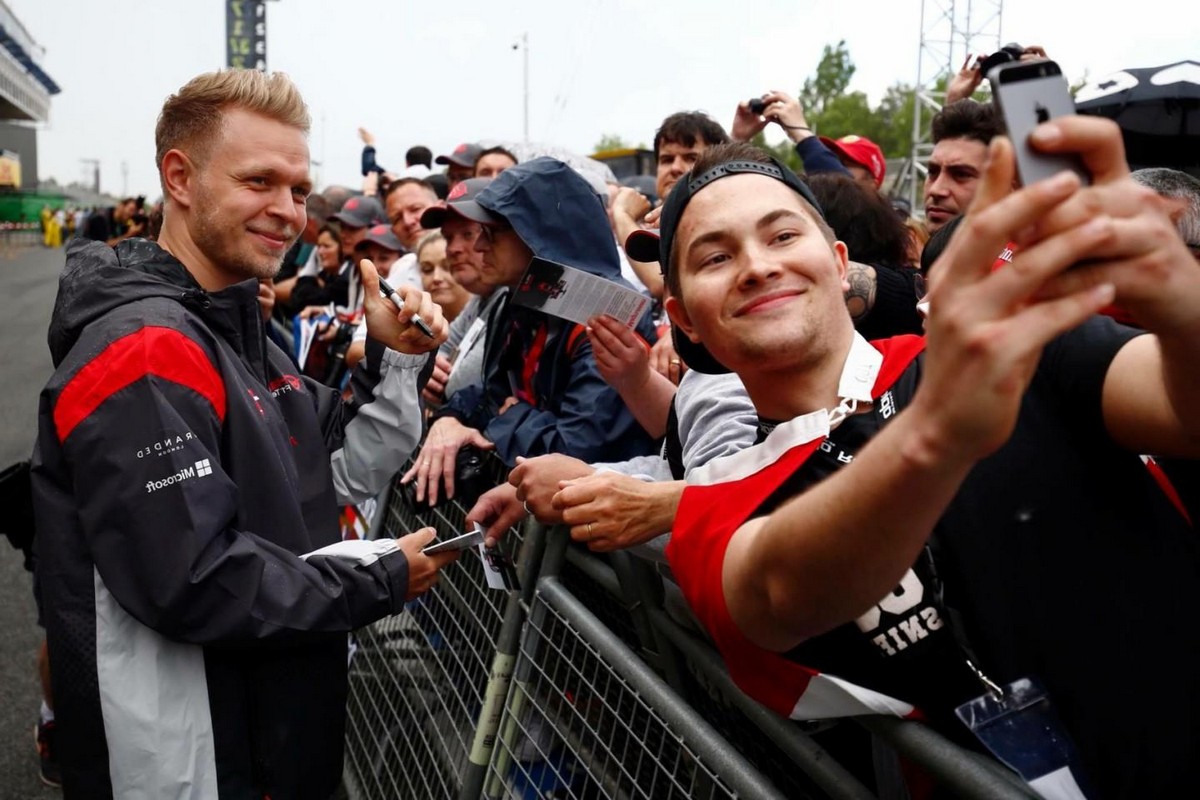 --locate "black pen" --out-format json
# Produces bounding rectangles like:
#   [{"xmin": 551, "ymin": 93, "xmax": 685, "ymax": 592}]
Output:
[{"xmin": 377, "ymin": 275, "xmax": 435, "ymax": 338}]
